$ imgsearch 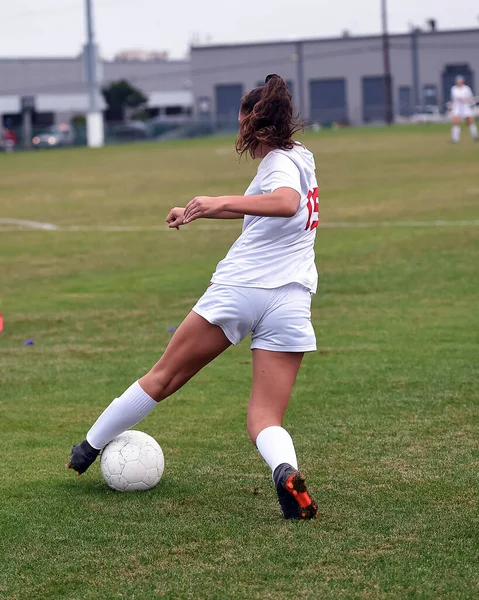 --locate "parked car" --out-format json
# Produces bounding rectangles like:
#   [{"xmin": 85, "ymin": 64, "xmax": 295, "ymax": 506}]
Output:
[
  {"xmin": 410, "ymin": 105, "xmax": 447, "ymax": 124},
  {"xmin": 32, "ymin": 124, "xmax": 75, "ymax": 148},
  {"xmin": 108, "ymin": 121, "xmax": 149, "ymax": 142}
]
